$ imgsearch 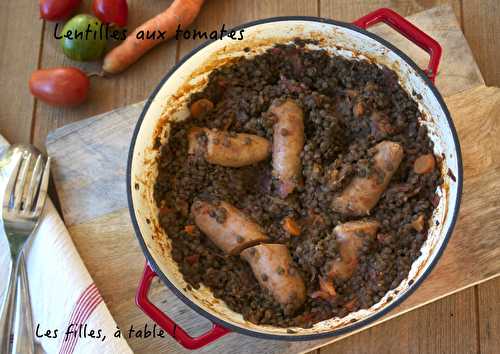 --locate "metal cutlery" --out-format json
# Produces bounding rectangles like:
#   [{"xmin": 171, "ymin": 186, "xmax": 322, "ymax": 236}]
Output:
[{"xmin": 0, "ymin": 145, "xmax": 50, "ymax": 354}]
